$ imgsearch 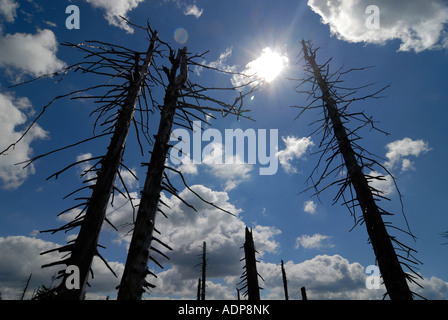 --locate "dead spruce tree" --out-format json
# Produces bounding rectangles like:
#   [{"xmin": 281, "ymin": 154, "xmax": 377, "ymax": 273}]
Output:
[
  {"xmin": 51, "ymin": 31, "xmax": 159, "ymax": 301},
  {"xmin": 197, "ymin": 241, "xmax": 207, "ymax": 300},
  {"xmin": 117, "ymin": 46, "xmax": 256, "ymax": 300},
  {"xmin": 194, "ymin": 241, "xmax": 207, "ymax": 300},
  {"xmin": 238, "ymin": 227, "xmax": 264, "ymax": 300},
  {"xmin": 2, "ymin": 21, "xmax": 162, "ymax": 300},
  {"xmin": 293, "ymin": 40, "xmax": 422, "ymax": 300}
]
